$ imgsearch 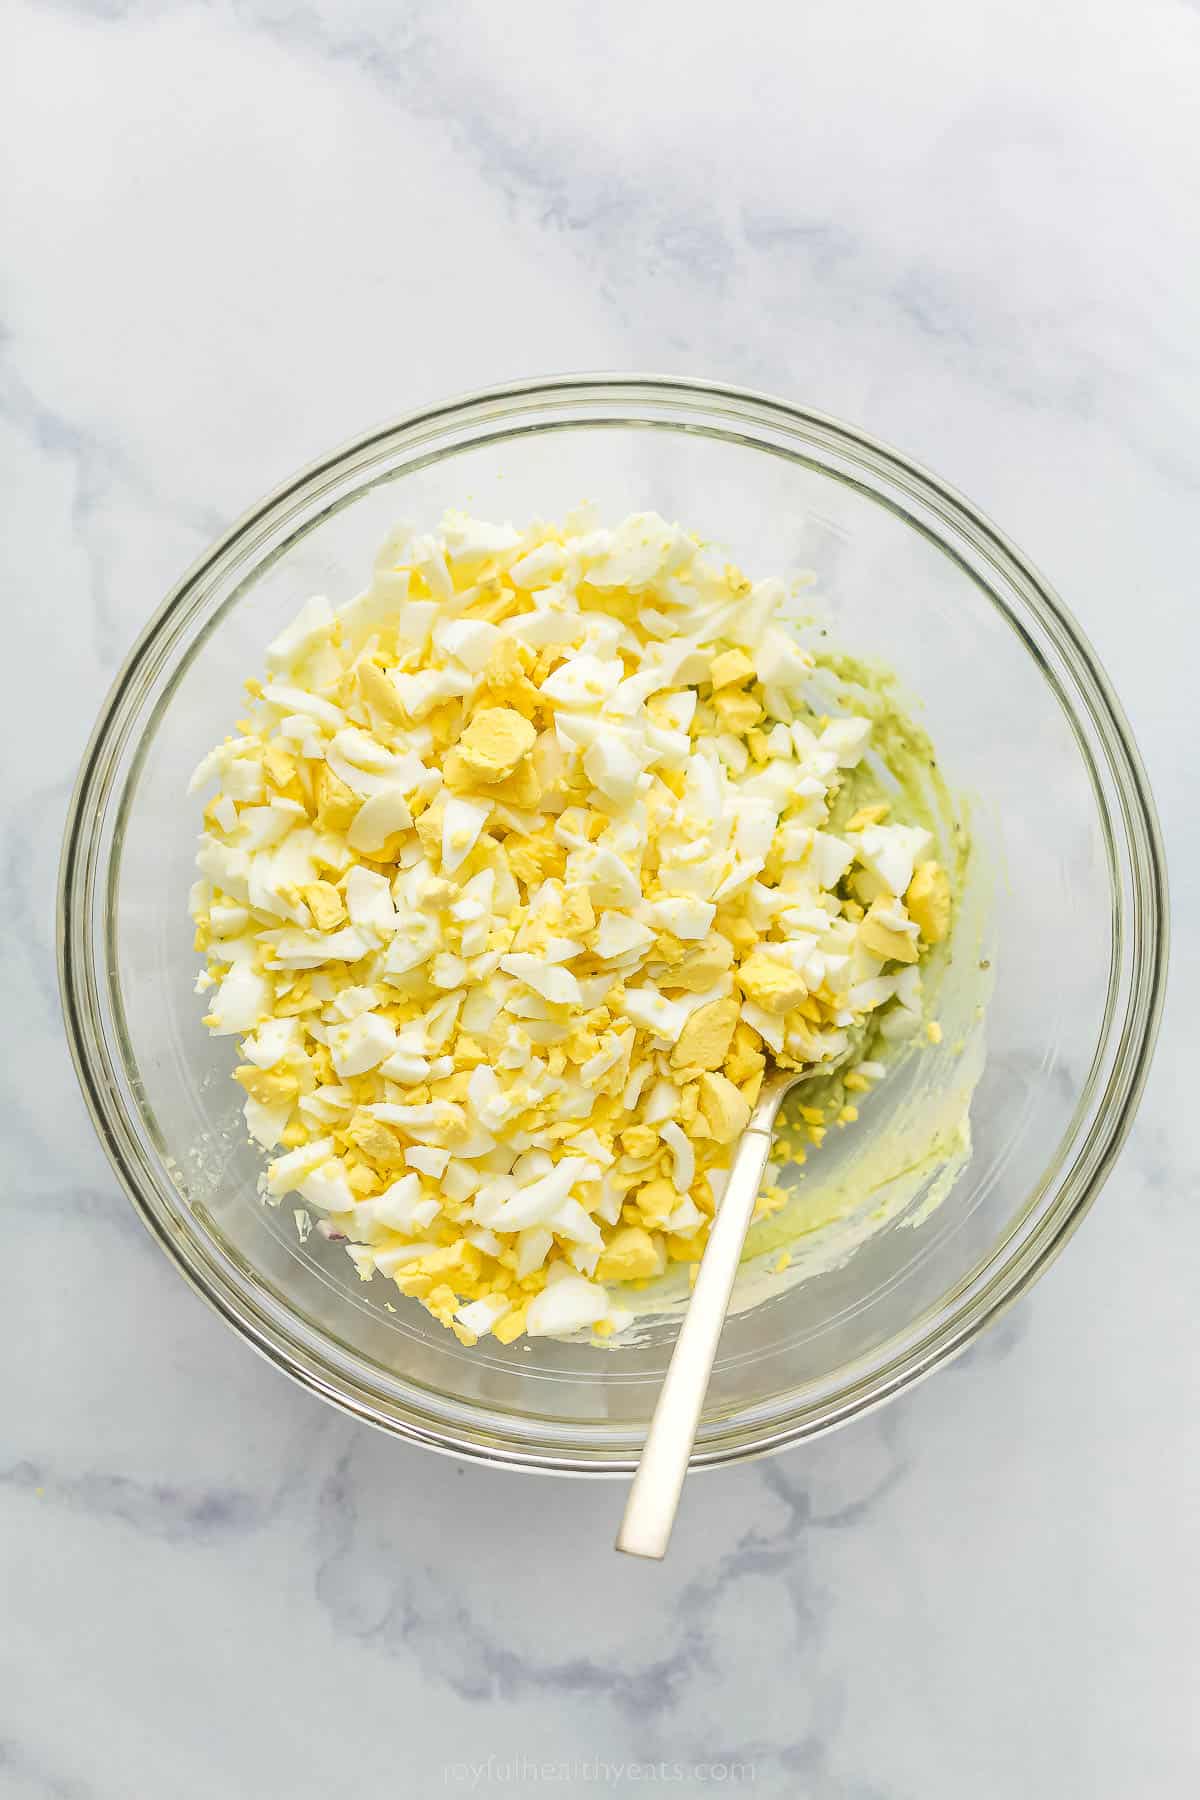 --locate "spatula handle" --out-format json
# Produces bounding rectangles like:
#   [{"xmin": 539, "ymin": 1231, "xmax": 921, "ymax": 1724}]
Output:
[{"xmin": 615, "ymin": 1109, "xmax": 779, "ymax": 1561}]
